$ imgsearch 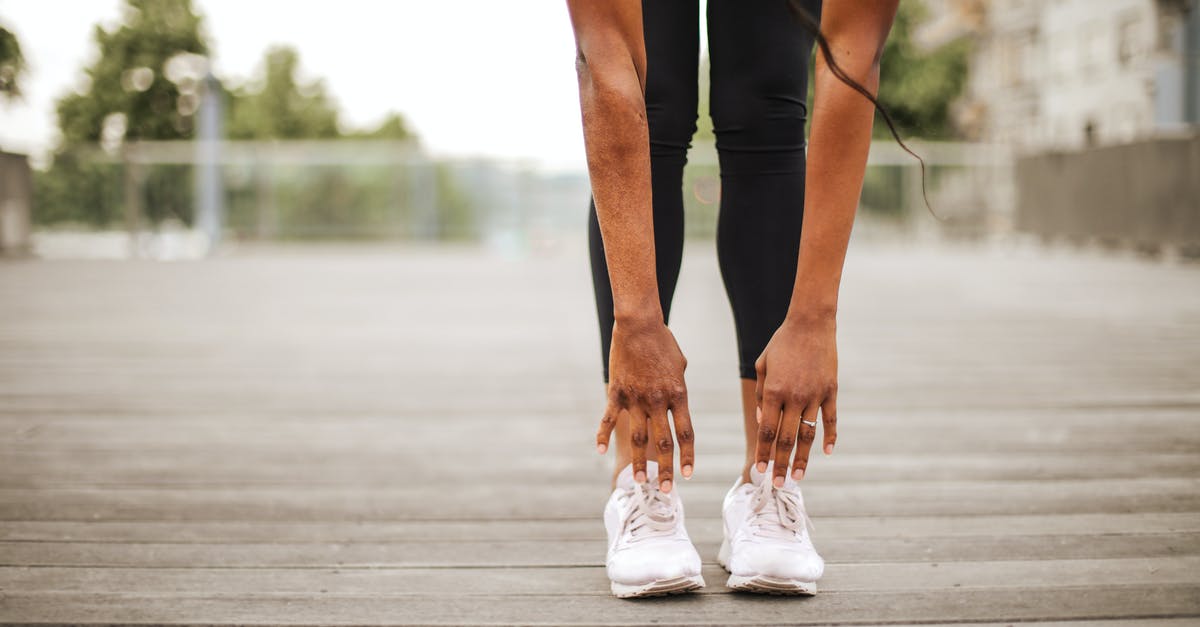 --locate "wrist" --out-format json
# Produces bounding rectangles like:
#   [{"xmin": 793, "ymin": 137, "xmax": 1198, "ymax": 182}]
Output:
[
  {"xmin": 614, "ymin": 307, "xmax": 664, "ymax": 328},
  {"xmin": 785, "ymin": 303, "xmax": 837, "ymax": 325},
  {"xmin": 613, "ymin": 290, "xmax": 664, "ymax": 326}
]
